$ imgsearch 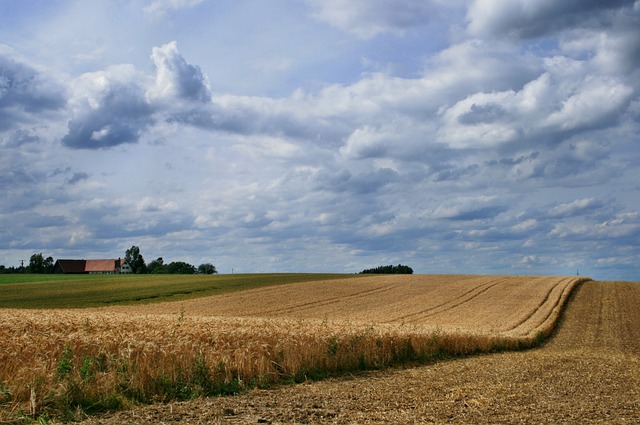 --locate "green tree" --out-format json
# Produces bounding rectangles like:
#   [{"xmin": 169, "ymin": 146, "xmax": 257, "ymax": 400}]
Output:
[
  {"xmin": 147, "ymin": 257, "xmax": 166, "ymax": 274},
  {"xmin": 165, "ymin": 261, "xmax": 196, "ymax": 274},
  {"xmin": 45, "ymin": 256, "xmax": 54, "ymax": 273},
  {"xmin": 198, "ymin": 263, "xmax": 217, "ymax": 274},
  {"xmin": 360, "ymin": 264, "xmax": 413, "ymax": 274},
  {"xmin": 125, "ymin": 246, "xmax": 147, "ymax": 274},
  {"xmin": 28, "ymin": 253, "xmax": 54, "ymax": 273}
]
